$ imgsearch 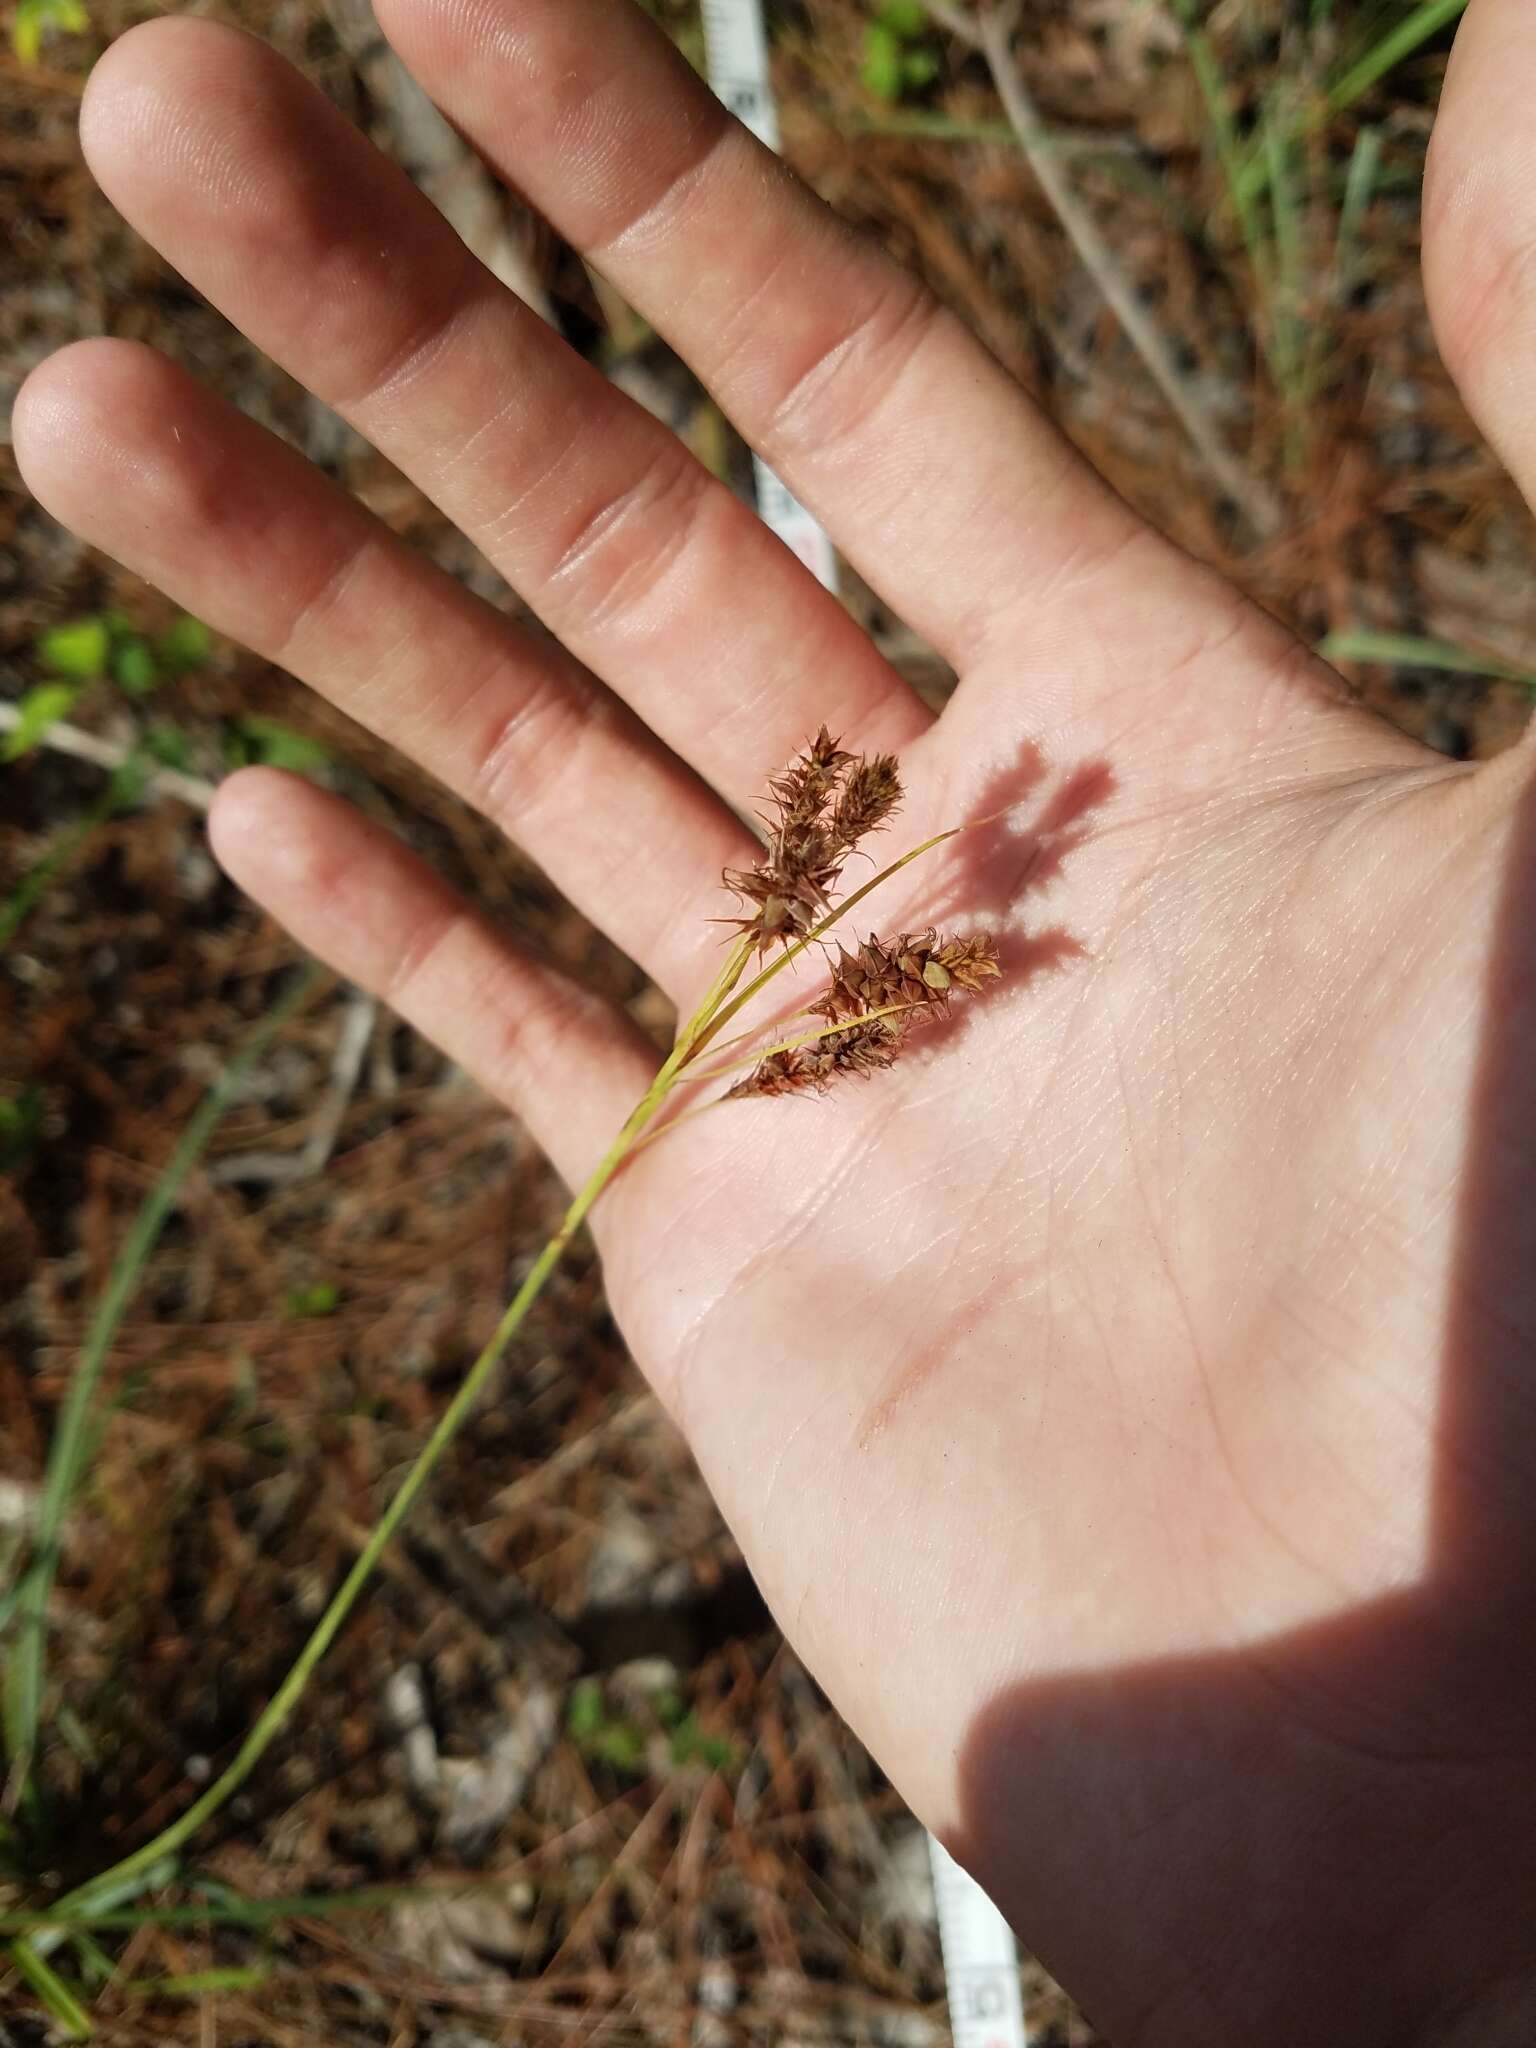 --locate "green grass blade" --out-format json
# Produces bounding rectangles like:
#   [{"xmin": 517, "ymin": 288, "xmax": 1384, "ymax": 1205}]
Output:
[
  {"xmin": 1318, "ymin": 629, "xmax": 1536, "ymax": 687},
  {"xmin": 1334, "ymin": 124, "xmax": 1384, "ymax": 287},
  {"xmin": 18, "ymin": 937, "xmax": 752, "ymax": 1946},
  {"xmin": 1, "ymin": 970, "xmax": 320, "ymax": 1805},
  {"xmin": 0, "ymin": 1875, "xmax": 528, "ymax": 1925},
  {"xmin": 1235, "ymin": 0, "xmax": 1468, "ymax": 211},
  {"xmin": 122, "ymin": 1965, "xmax": 271, "ymax": 1997},
  {"xmin": 9, "ymin": 1937, "xmax": 91, "ymax": 2039},
  {"xmin": 1168, "ymin": 0, "xmax": 1275, "ymax": 328},
  {"xmin": 1327, "ymin": 0, "xmax": 1471, "ymax": 116},
  {"xmin": 0, "ymin": 1879, "xmax": 521, "ymax": 1935},
  {"xmin": 64, "ymin": 1930, "xmax": 117, "ymax": 1988},
  {"xmin": 1262, "ymin": 118, "xmax": 1305, "ymax": 413}
]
